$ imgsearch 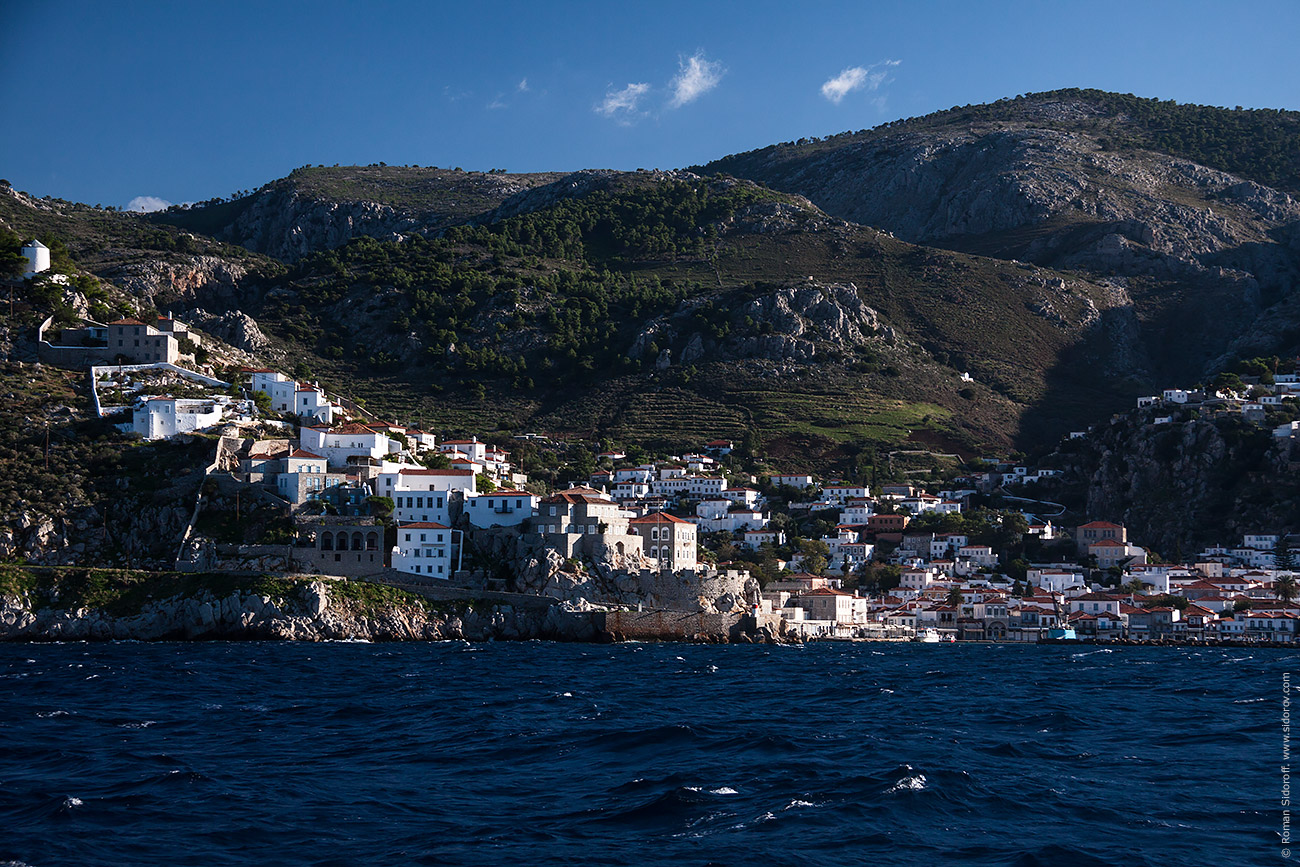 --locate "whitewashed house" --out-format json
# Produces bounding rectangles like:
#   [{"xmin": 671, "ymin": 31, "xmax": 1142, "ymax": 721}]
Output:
[
  {"xmin": 380, "ymin": 468, "xmax": 478, "ymax": 526},
  {"xmin": 132, "ymin": 397, "xmax": 223, "ymax": 440},
  {"xmin": 301, "ymin": 423, "xmax": 395, "ymax": 468},
  {"xmin": 463, "ymin": 490, "xmax": 538, "ymax": 528},
  {"xmin": 392, "ymin": 522, "xmax": 453, "ymax": 579}
]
